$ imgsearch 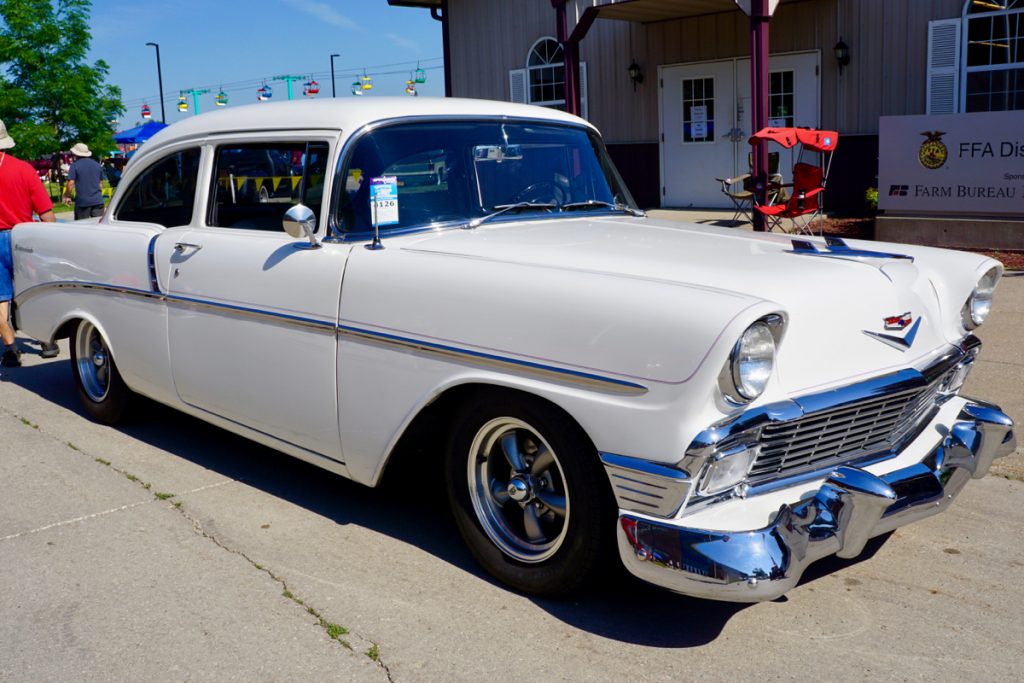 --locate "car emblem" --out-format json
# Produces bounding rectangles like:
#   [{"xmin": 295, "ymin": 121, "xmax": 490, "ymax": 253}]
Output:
[
  {"xmin": 863, "ymin": 317, "xmax": 922, "ymax": 352},
  {"xmin": 883, "ymin": 312, "xmax": 913, "ymax": 330}
]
